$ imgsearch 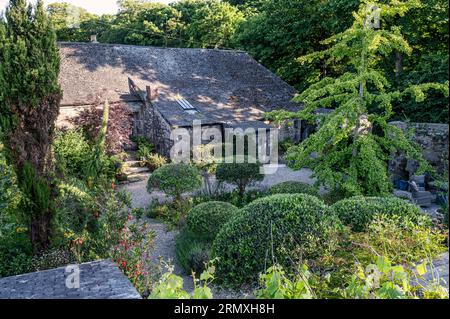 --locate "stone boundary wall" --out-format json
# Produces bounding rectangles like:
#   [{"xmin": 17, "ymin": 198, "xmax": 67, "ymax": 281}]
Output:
[
  {"xmin": 389, "ymin": 121, "xmax": 449, "ymax": 176},
  {"xmin": 0, "ymin": 260, "xmax": 141, "ymax": 299}
]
